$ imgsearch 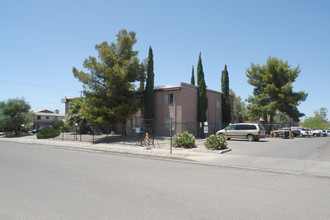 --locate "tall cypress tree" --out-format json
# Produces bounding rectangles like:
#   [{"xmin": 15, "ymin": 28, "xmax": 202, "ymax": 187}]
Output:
[
  {"xmin": 221, "ymin": 64, "xmax": 231, "ymax": 123},
  {"xmin": 191, "ymin": 65, "xmax": 195, "ymax": 85},
  {"xmin": 197, "ymin": 53, "xmax": 208, "ymax": 123},
  {"xmin": 144, "ymin": 46, "xmax": 155, "ymax": 120}
]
